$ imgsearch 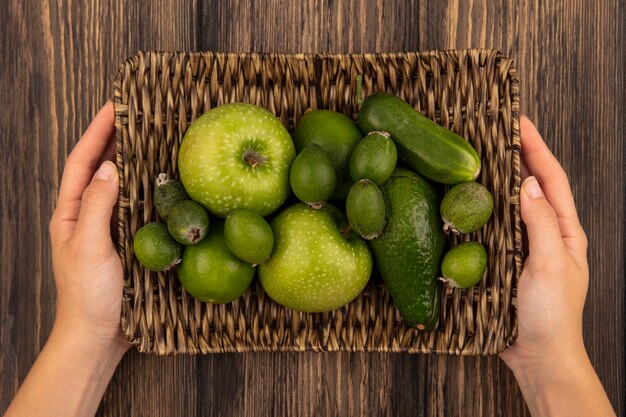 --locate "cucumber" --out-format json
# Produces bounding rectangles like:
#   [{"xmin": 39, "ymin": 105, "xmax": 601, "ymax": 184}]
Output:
[
  {"xmin": 358, "ymin": 93, "xmax": 481, "ymax": 185},
  {"xmin": 369, "ymin": 168, "xmax": 445, "ymax": 330}
]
